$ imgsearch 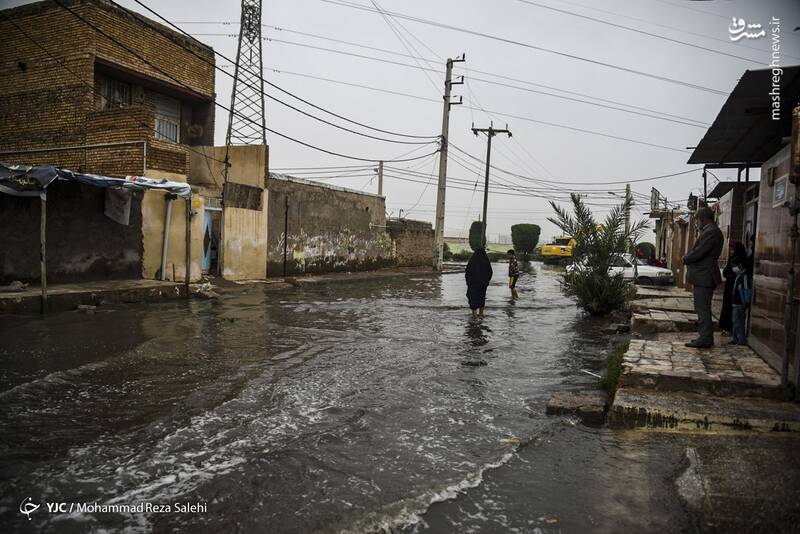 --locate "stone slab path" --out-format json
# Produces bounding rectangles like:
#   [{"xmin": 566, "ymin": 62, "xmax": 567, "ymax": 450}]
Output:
[
  {"xmin": 619, "ymin": 339, "xmax": 784, "ymax": 399},
  {"xmin": 631, "ymin": 298, "xmax": 696, "ymax": 314},
  {"xmin": 633, "ymin": 286, "xmax": 692, "ymax": 300},
  {"xmin": 631, "ymin": 310, "xmax": 697, "ymax": 334}
]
